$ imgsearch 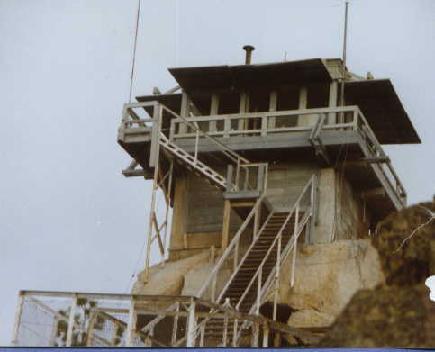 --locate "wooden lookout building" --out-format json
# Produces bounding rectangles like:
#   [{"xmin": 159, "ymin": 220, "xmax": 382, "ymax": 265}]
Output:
[{"xmin": 11, "ymin": 50, "xmax": 421, "ymax": 348}]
